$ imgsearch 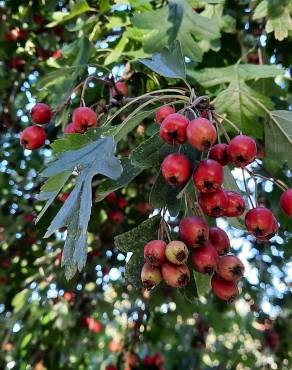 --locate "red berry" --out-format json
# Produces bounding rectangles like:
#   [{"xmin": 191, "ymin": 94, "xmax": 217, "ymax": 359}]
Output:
[
  {"xmin": 144, "ymin": 240, "xmax": 166, "ymax": 266},
  {"xmin": 186, "ymin": 117, "xmax": 217, "ymax": 151},
  {"xmin": 245, "ymin": 207, "xmax": 278, "ymax": 239},
  {"xmin": 161, "ymin": 153, "xmax": 192, "ymax": 186},
  {"xmin": 105, "ymin": 192, "xmax": 117, "ymax": 204},
  {"xmin": 64, "ymin": 122, "xmax": 76, "ymax": 134},
  {"xmin": 218, "ymin": 255, "xmax": 245, "ymax": 282},
  {"xmin": 143, "ymin": 355, "xmax": 155, "ymax": 366},
  {"xmin": 198, "ymin": 188, "xmax": 228, "ymax": 217},
  {"xmin": 63, "ymin": 291, "xmax": 74, "ymax": 301},
  {"xmin": 88, "ymin": 319, "xmax": 102, "ymax": 333},
  {"xmin": 280, "ymin": 188, "xmax": 292, "ymax": 217},
  {"xmin": 117, "ymin": 198, "xmax": 128, "ymax": 209},
  {"xmin": 224, "ymin": 191, "xmax": 246, "ymax": 217},
  {"xmin": 10, "ymin": 57, "xmax": 26, "ymax": 70},
  {"xmin": 227, "ymin": 135, "xmax": 257, "ymax": 167},
  {"xmin": 192, "ymin": 243, "xmax": 218, "ymax": 274},
  {"xmin": 179, "ymin": 216, "xmax": 209, "ymax": 247},
  {"xmin": 211, "ymin": 274, "xmax": 239, "ymax": 302},
  {"xmin": 155, "ymin": 105, "xmax": 176, "ymax": 124},
  {"xmin": 209, "ymin": 143, "xmax": 229, "ymax": 166},
  {"xmin": 193, "ymin": 159, "xmax": 224, "ymax": 193},
  {"xmin": 31, "ymin": 103, "xmax": 52, "ymax": 125},
  {"xmin": 52, "ymin": 49, "xmax": 62, "ymax": 59},
  {"xmin": 141, "ymin": 263, "xmax": 162, "ymax": 289},
  {"xmin": 136, "ymin": 202, "xmax": 152, "ymax": 215},
  {"xmin": 111, "ymin": 81, "xmax": 128, "ymax": 98},
  {"xmin": 162, "ymin": 262, "xmax": 190, "ymax": 288},
  {"xmin": 160, "ymin": 113, "xmax": 189, "ymax": 145},
  {"xmin": 209, "ymin": 227, "xmax": 230, "ymax": 255},
  {"xmin": 72, "ymin": 107, "xmax": 98, "ymax": 133},
  {"xmin": 58, "ymin": 192, "xmax": 69, "ymax": 203},
  {"xmin": 20, "ymin": 126, "xmax": 47, "ymax": 150},
  {"xmin": 165, "ymin": 240, "xmax": 189, "ymax": 265},
  {"xmin": 108, "ymin": 210, "xmax": 124, "ymax": 223},
  {"xmin": 106, "ymin": 365, "xmax": 117, "ymax": 370}
]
